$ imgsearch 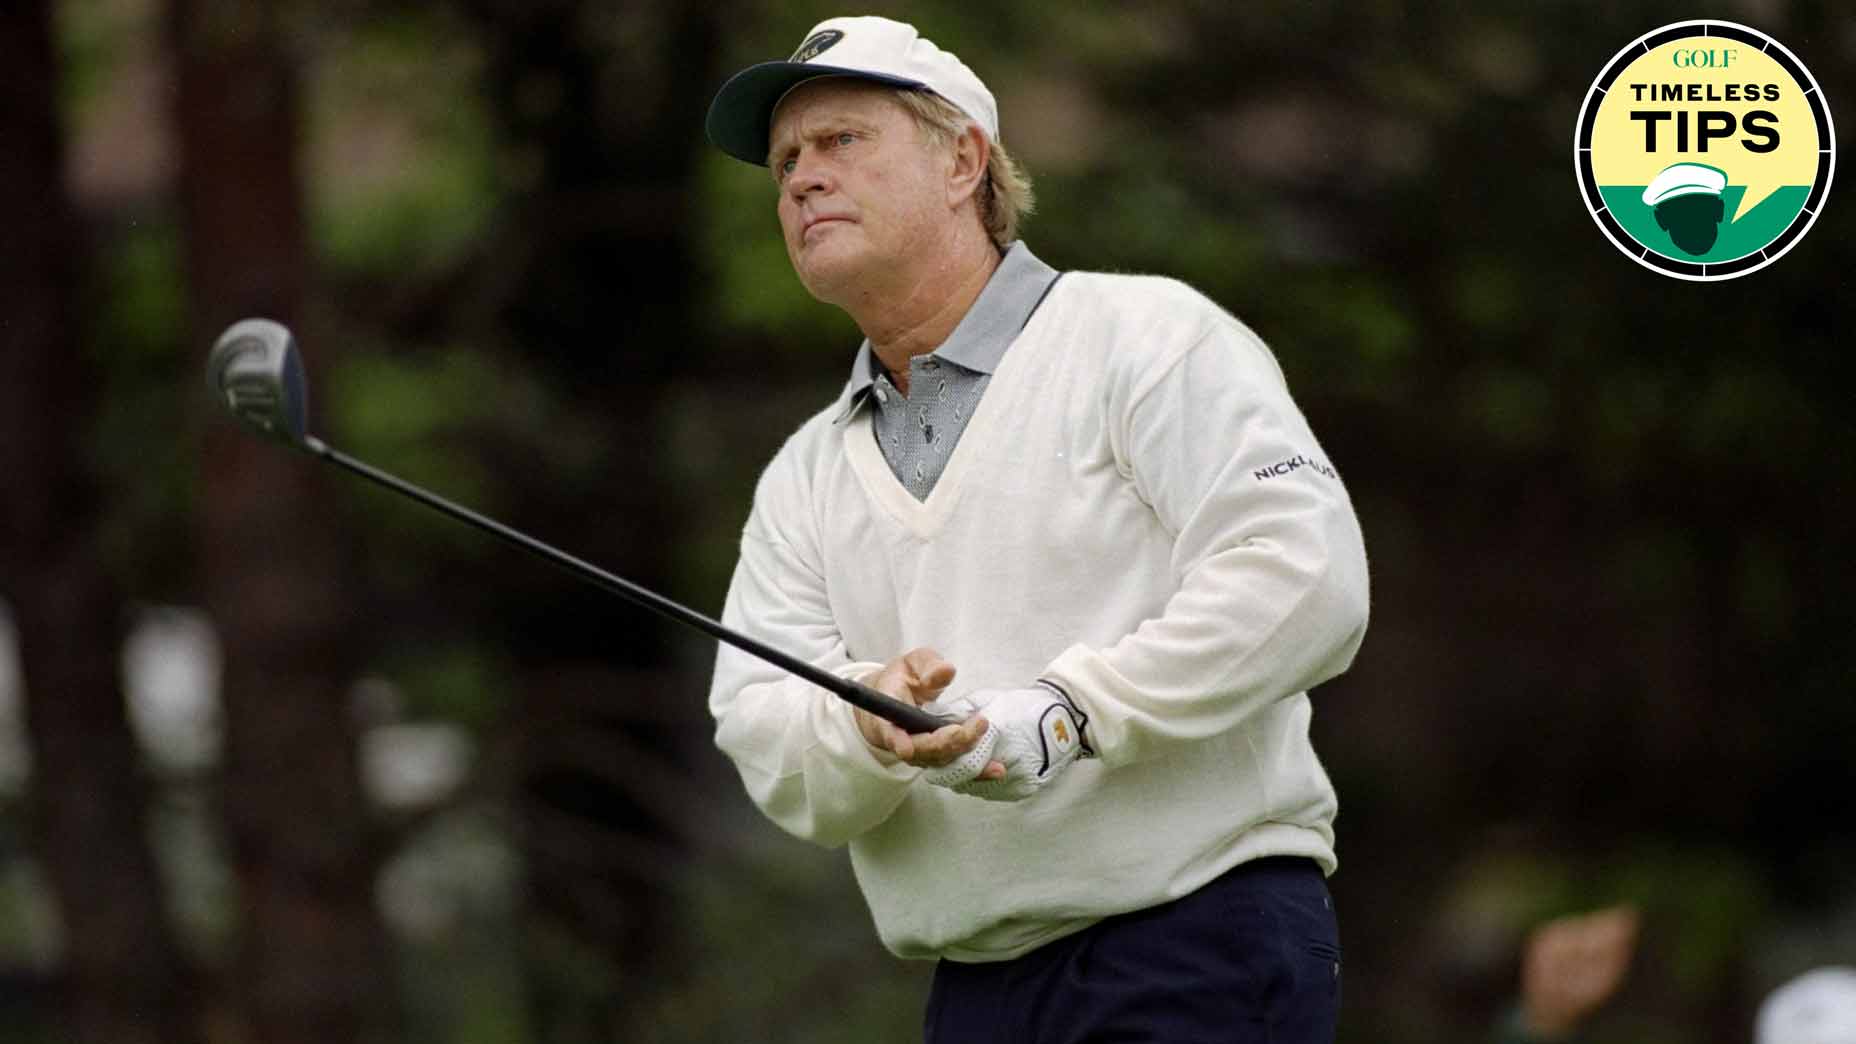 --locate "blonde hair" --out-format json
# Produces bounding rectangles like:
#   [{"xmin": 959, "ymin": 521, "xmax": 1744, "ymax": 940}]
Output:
[{"xmin": 893, "ymin": 89, "xmax": 1035, "ymax": 248}]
